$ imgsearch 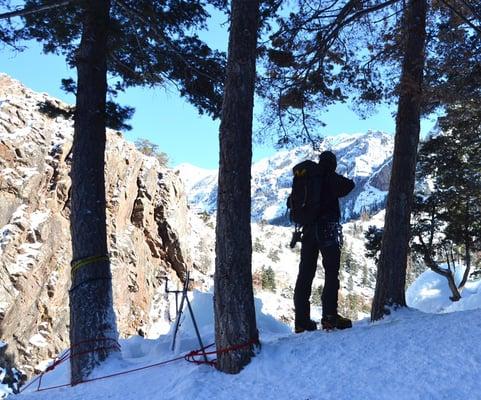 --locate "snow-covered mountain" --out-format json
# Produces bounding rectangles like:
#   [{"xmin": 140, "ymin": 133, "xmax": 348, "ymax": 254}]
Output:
[{"xmin": 176, "ymin": 131, "xmax": 394, "ymax": 223}]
